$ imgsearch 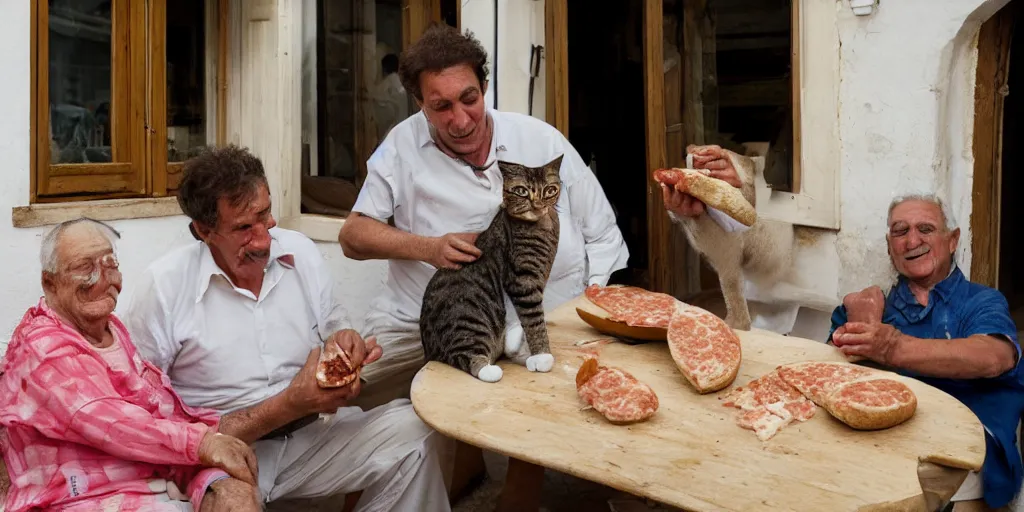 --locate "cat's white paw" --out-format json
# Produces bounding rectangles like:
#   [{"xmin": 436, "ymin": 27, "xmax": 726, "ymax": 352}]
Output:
[
  {"xmin": 526, "ymin": 353, "xmax": 554, "ymax": 373},
  {"xmin": 478, "ymin": 365, "xmax": 503, "ymax": 383}
]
